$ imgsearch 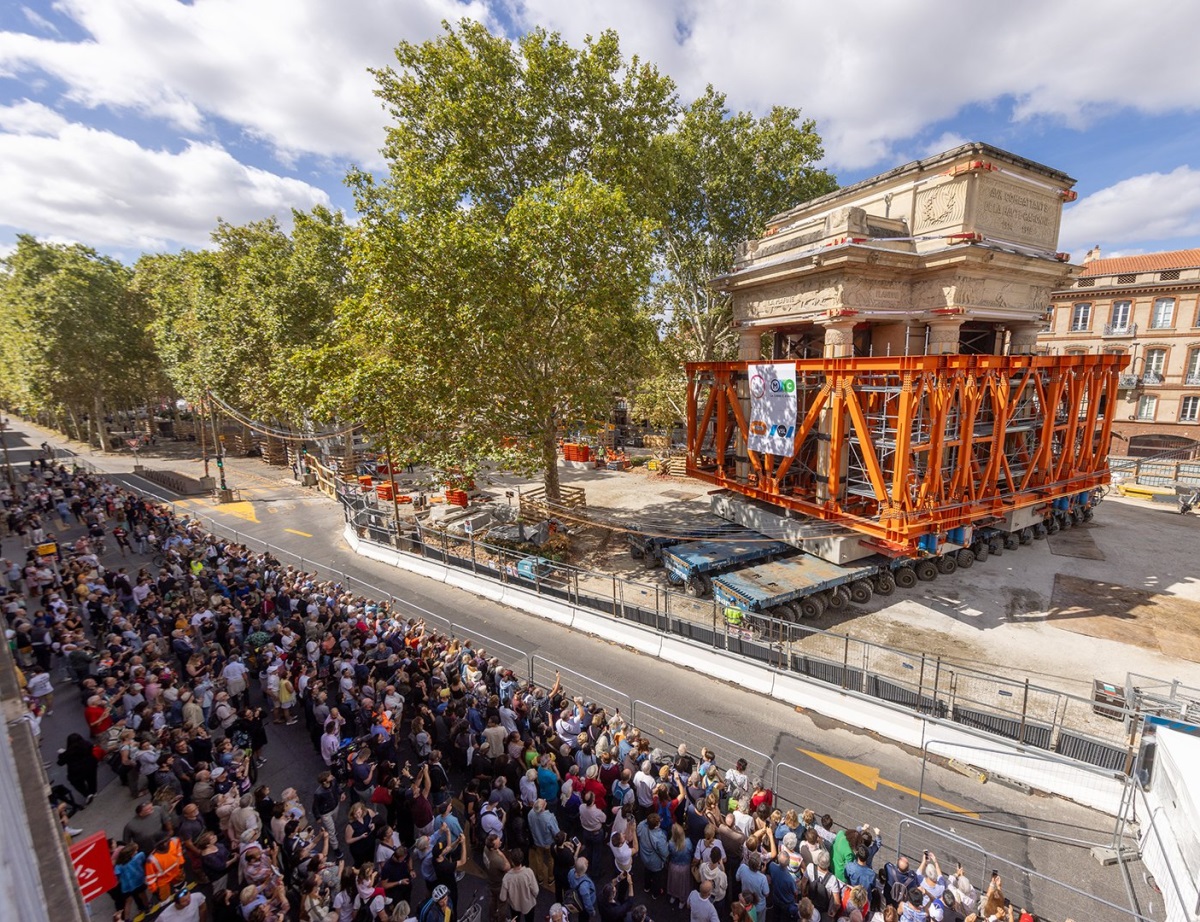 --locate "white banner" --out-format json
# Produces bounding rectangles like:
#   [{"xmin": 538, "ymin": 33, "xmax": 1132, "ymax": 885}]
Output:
[{"xmin": 747, "ymin": 363, "xmax": 797, "ymax": 456}]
